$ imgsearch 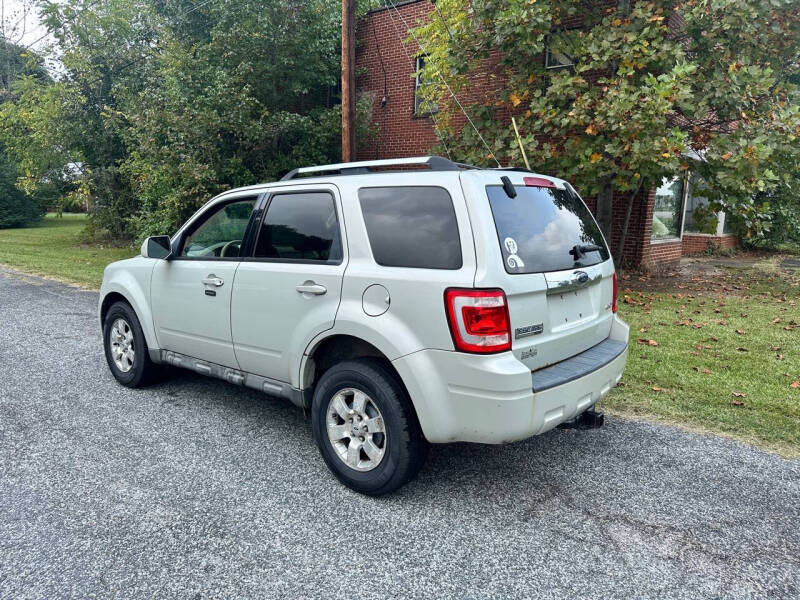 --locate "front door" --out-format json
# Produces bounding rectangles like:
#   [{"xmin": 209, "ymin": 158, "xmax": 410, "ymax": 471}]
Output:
[
  {"xmin": 231, "ymin": 188, "xmax": 346, "ymax": 383},
  {"xmin": 151, "ymin": 196, "xmax": 258, "ymax": 368}
]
